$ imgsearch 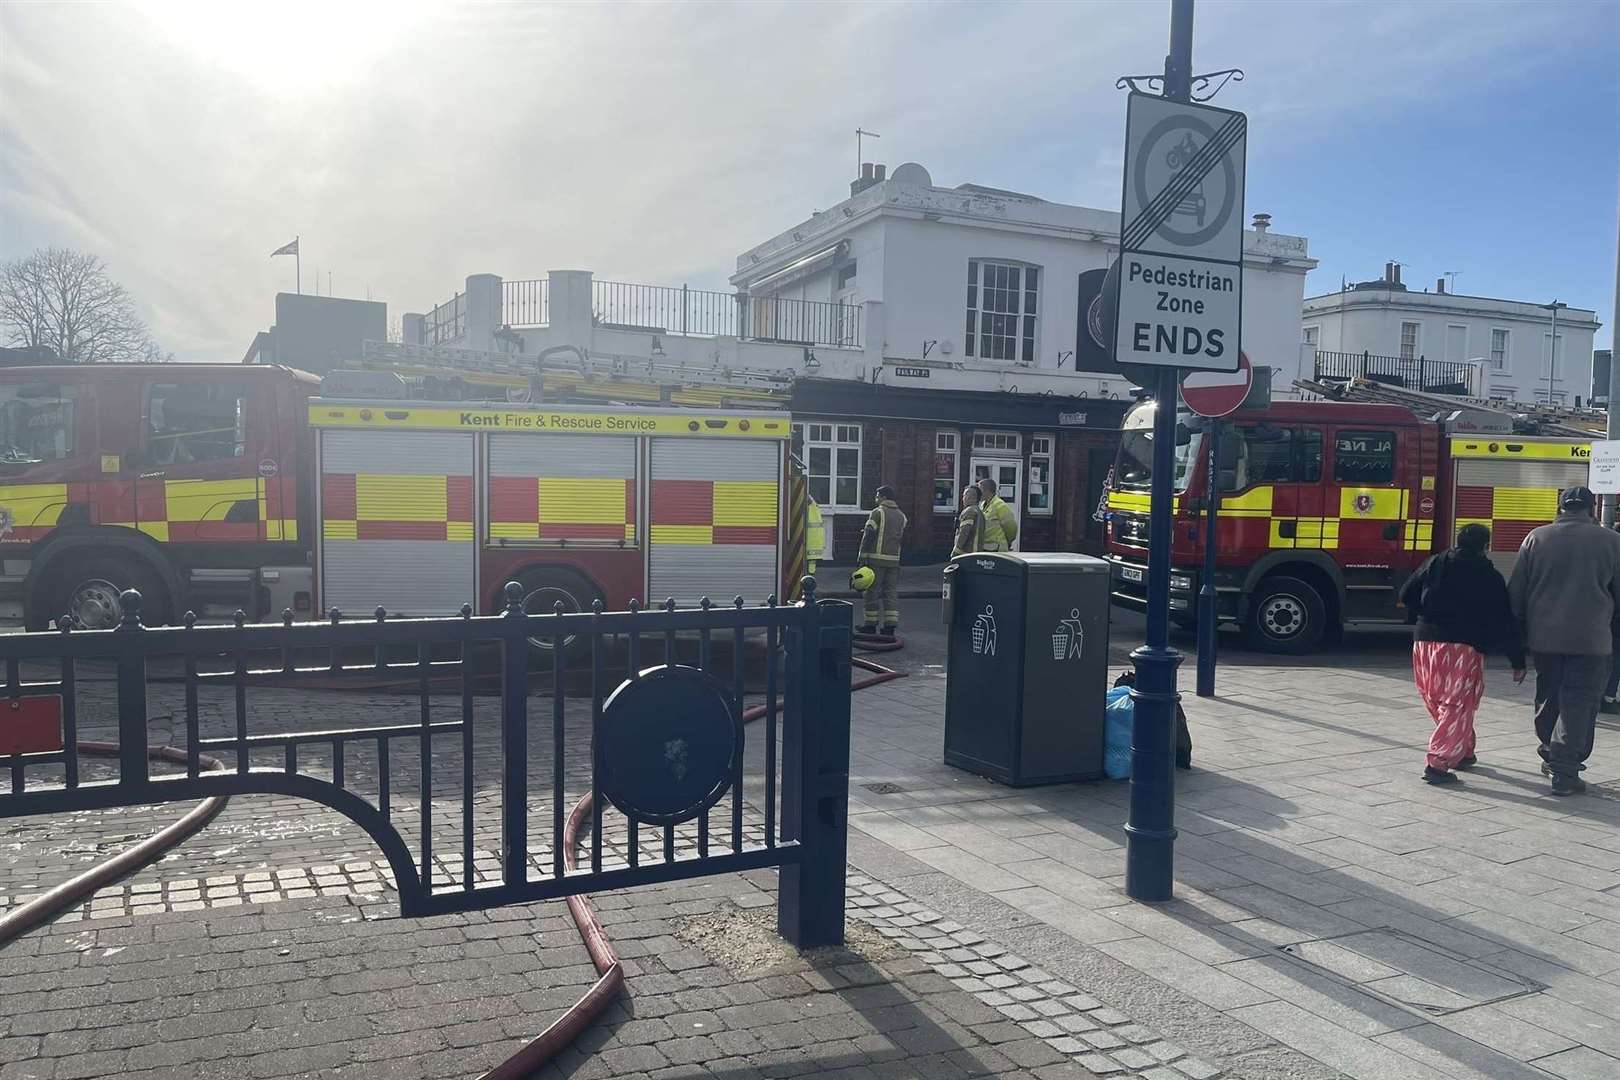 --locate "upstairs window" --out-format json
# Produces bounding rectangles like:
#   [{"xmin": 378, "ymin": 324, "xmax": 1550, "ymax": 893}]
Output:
[
  {"xmin": 966, "ymin": 260, "xmax": 1038, "ymax": 363},
  {"xmin": 1399, "ymin": 321, "xmax": 1420, "ymax": 361},
  {"xmin": 1490, "ymin": 328, "xmax": 1509, "ymax": 370}
]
